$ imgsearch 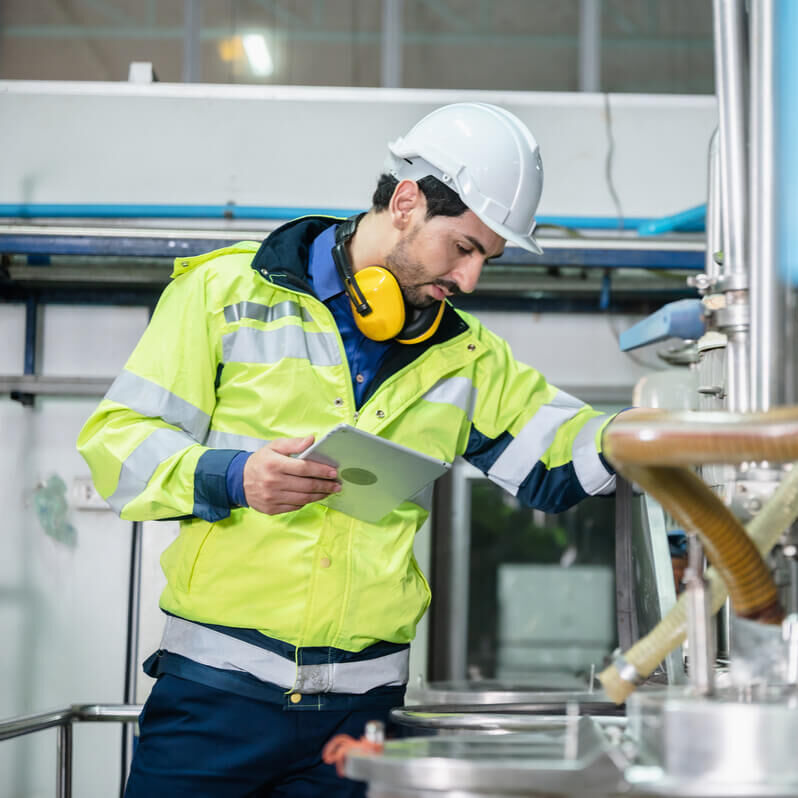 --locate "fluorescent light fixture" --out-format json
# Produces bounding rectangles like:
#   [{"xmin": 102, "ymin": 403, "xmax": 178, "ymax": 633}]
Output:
[{"xmin": 242, "ymin": 33, "xmax": 274, "ymax": 77}]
